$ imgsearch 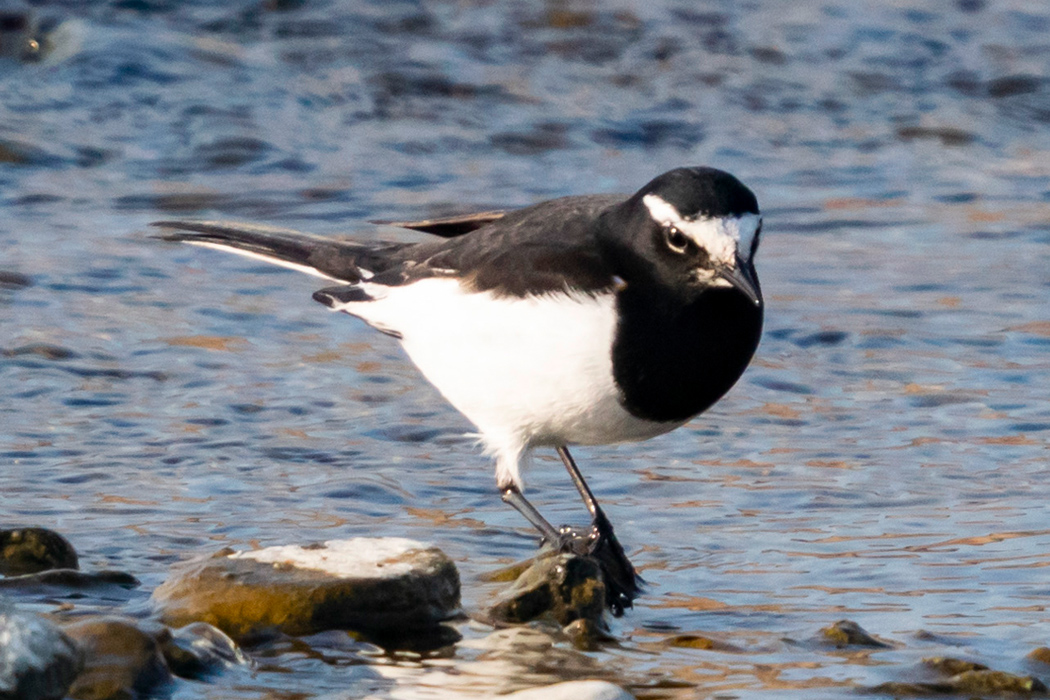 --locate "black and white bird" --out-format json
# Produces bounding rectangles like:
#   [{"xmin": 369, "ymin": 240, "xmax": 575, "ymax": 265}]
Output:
[{"xmin": 154, "ymin": 166, "xmax": 764, "ymax": 614}]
